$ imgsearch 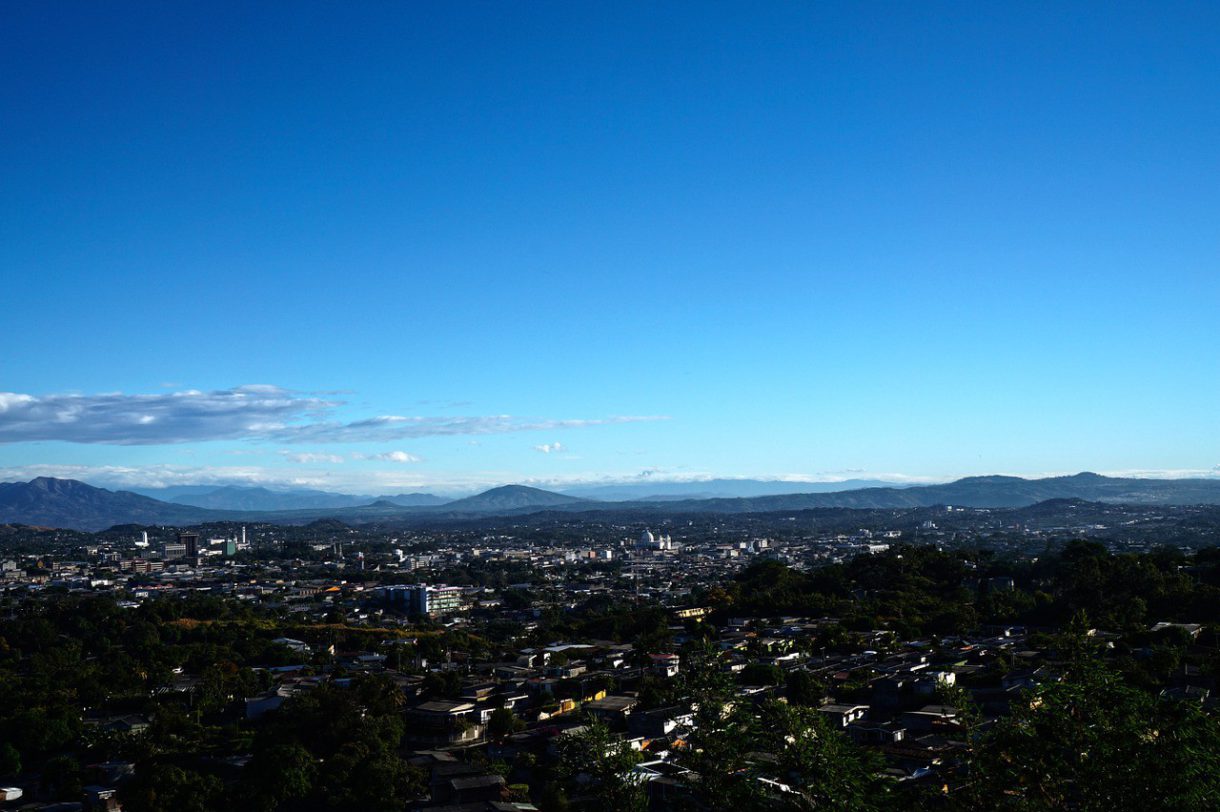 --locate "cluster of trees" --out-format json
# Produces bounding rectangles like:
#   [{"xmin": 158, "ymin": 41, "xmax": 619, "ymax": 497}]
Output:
[
  {"xmin": 72, "ymin": 675, "xmax": 426, "ymax": 812},
  {"xmin": 958, "ymin": 659, "xmax": 1220, "ymax": 810},
  {"xmin": 0, "ymin": 592, "xmax": 428, "ymax": 810},
  {"xmin": 714, "ymin": 541, "xmax": 1220, "ymax": 637},
  {"xmin": 0, "ymin": 594, "xmax": 277, "ymax": 775},
  {"xmin": 543, "ymin": 541, "xmax": 1220, "ymax": 810},
  {"xmin": 237, "ymin": 676, "xmax": 425, "ymax": 811},
  {"xmin": 549, "ymin": 636, "xmax": 1220, "ymax": 811},
  {"xmin": 6, "ymin": 540, "xmax": 1220, "ymax": 810},
  {"xmin": 555, "ymin": 595, "xmax": 676, "ymax": 647},
  {"xmin": 547, "ymin": 646, "xmax": 889, "ymax": 811}
]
